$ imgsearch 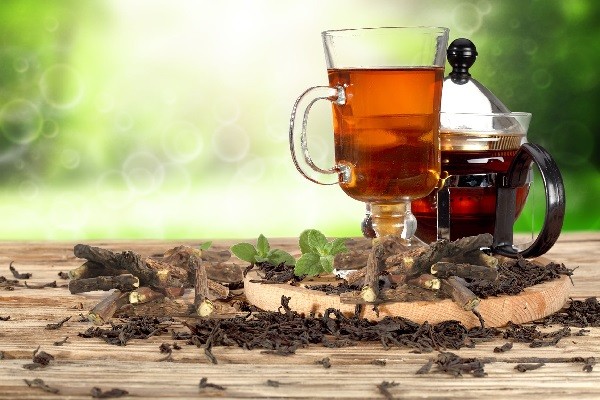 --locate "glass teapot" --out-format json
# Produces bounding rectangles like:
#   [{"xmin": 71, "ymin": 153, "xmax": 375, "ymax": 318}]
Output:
[{"xmin": 363, "ymin": 38, "xmax": 565, "ymax": 258}]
